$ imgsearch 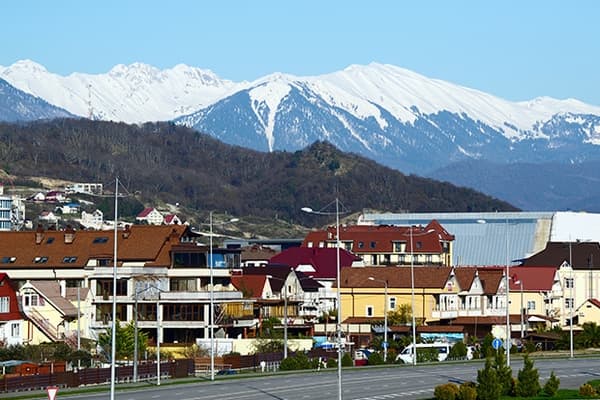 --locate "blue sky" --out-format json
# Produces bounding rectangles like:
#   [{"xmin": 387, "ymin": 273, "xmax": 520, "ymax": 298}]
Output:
[{"xmin": 3, "ymin": 0, "xmax": 600, "ymax": 105}]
